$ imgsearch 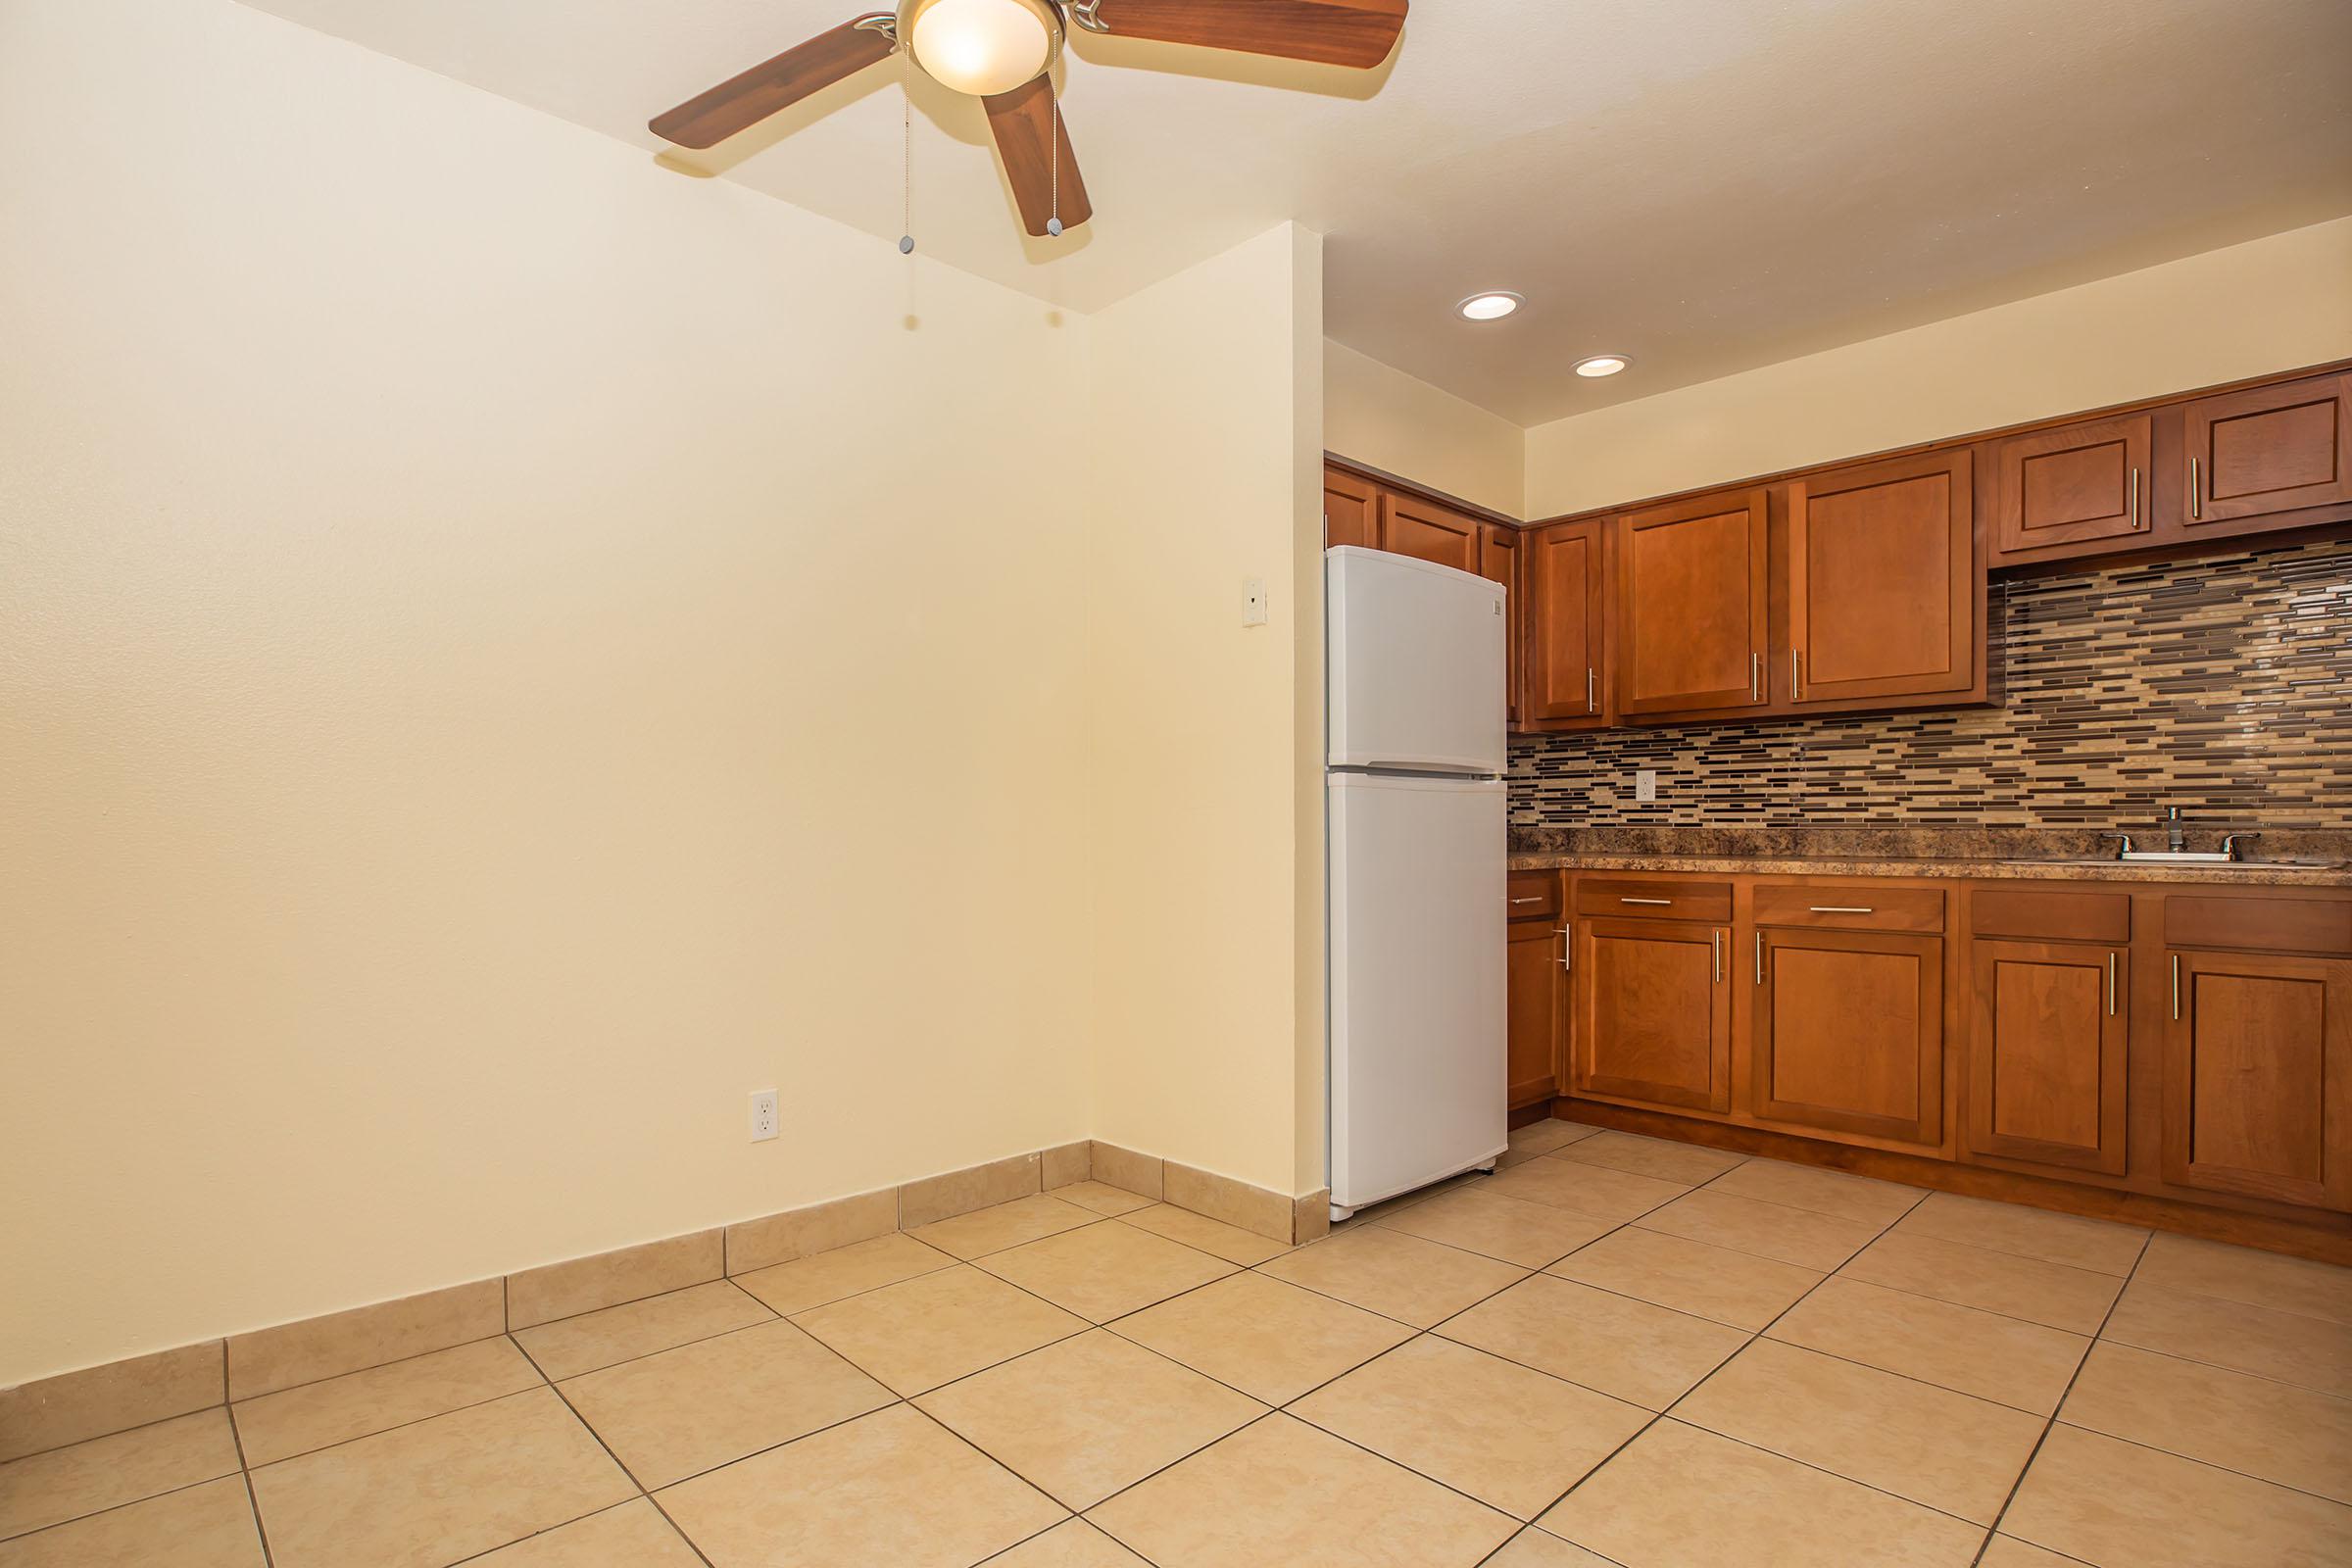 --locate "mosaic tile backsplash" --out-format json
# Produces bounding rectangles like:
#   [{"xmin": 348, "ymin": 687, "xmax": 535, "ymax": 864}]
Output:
[{"xmin": 1508, "ymin": 536, "xmax": 2352, "ymax": 829}]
